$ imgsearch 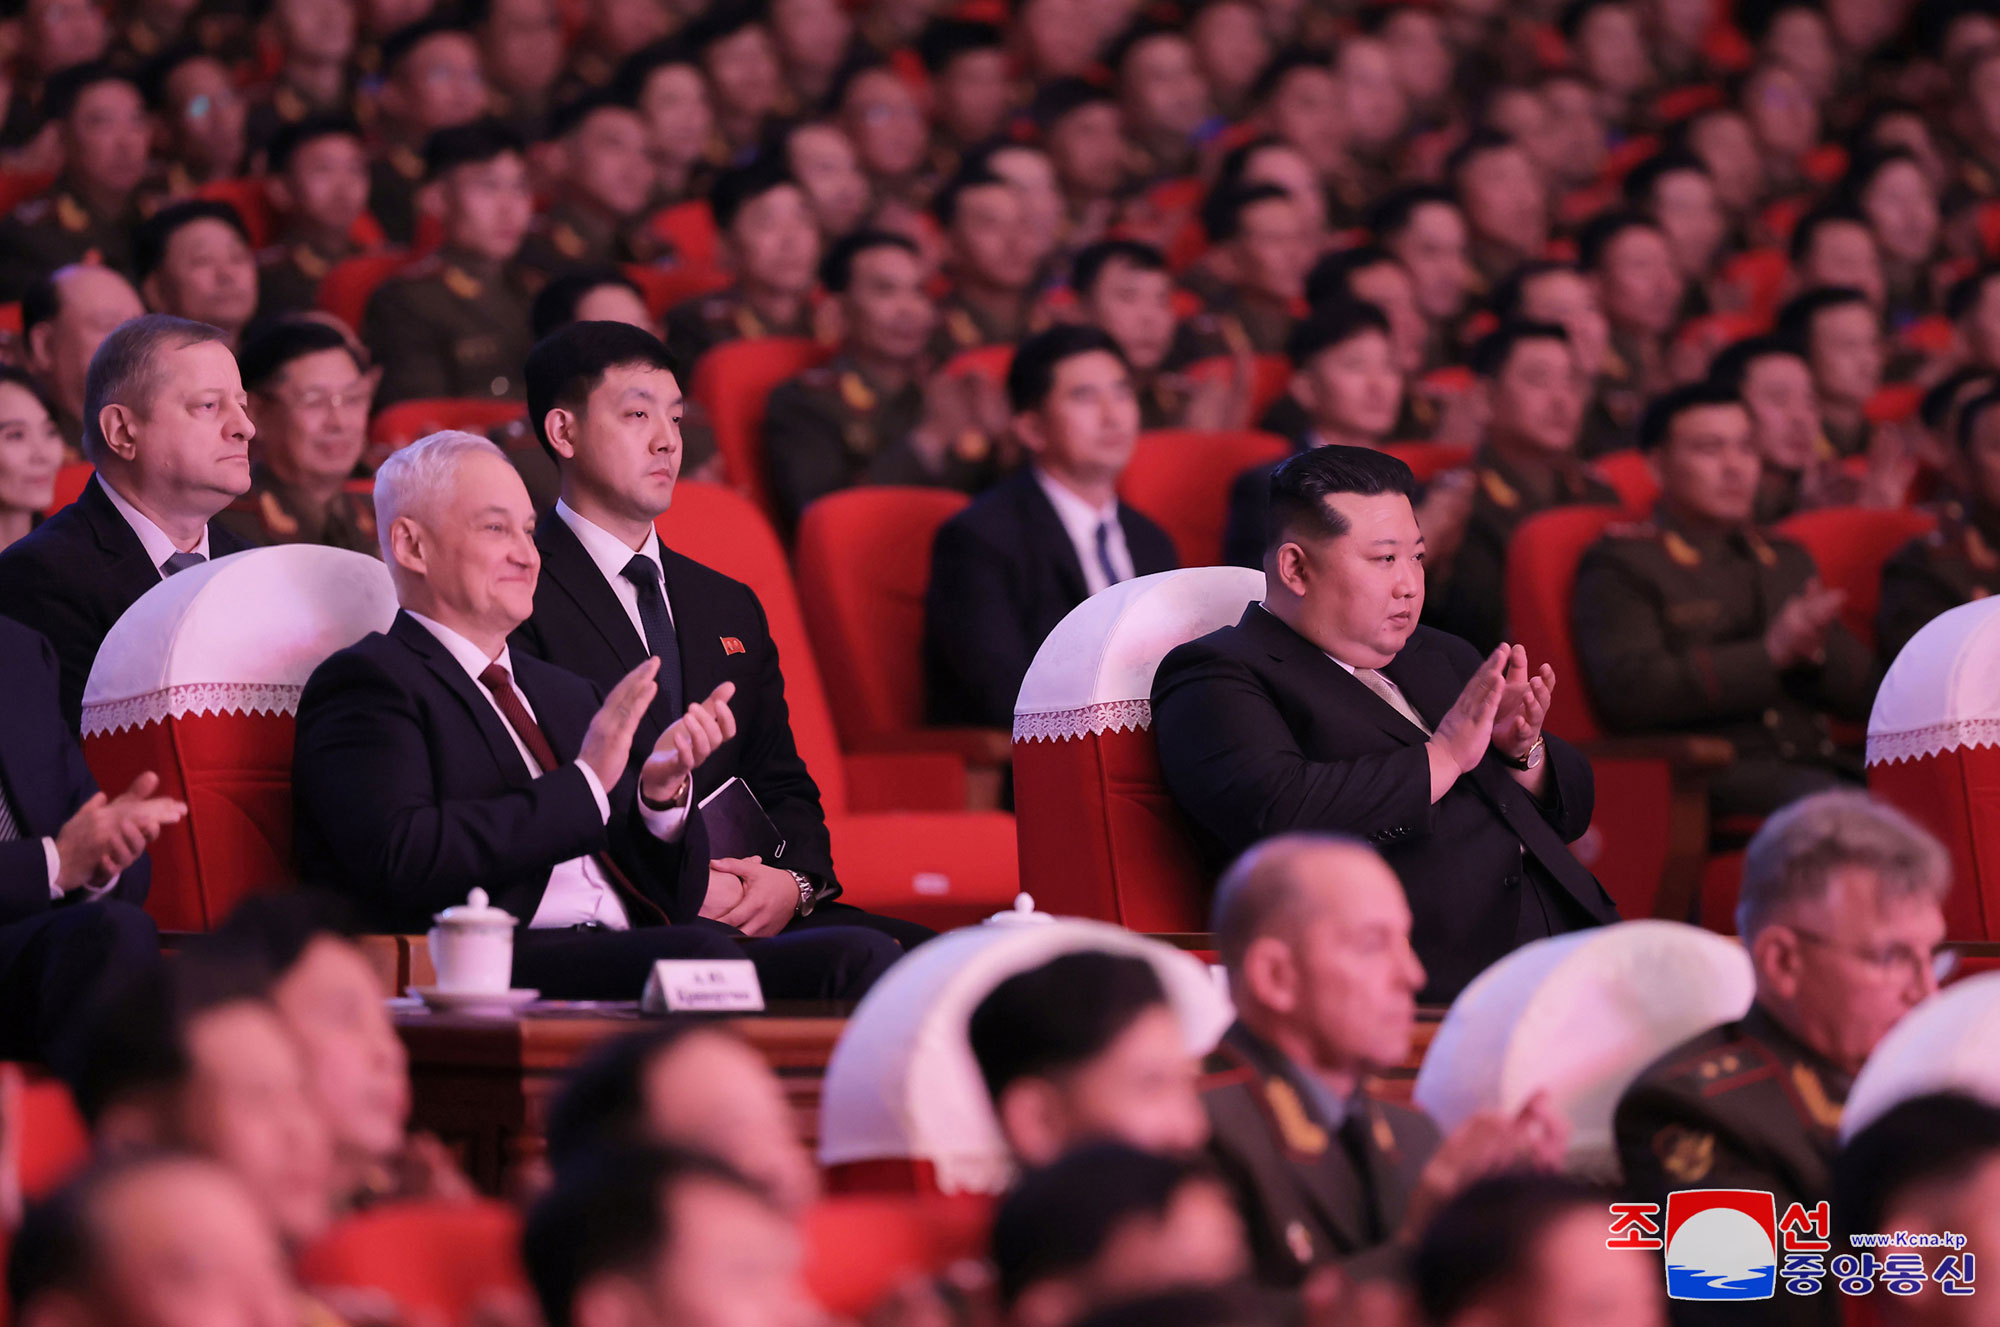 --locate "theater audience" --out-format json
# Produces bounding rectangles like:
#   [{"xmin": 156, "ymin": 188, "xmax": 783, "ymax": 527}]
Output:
[
  {"xmin": 1071, "ymin": 239, "xmax": 1233, "ymax": 431},
  {"xmin": 0, "ymin": 370, "xmax": 64, "ymax": 549},
  {"xmin": 1153, "ymin": 447, "xmax": 1615, "ymax": 1002},
  {"xmin": 1777, "ymin": 286, "xmax": 1887, "ymax": 459},
  {"xmin": 368, "ymin": 18, "xmax": 491, "ymax": 247},
  {"xmin": 1617, "ymin": 791, "xmax": 1948, "ymax": 1237},
  {"xmin": 1572, "ymin": 383, "xmax": 1874, "ymax": 821},
  {"xmin": 0, "ymin": 314, "xmax": 256, "ymax": 732},
  {"xmin": 932, "ymin": 163, "xmax": 1044, "ymax": 356},
  {"xmin": 925, "ymin": 325, "xmax": 1177, "ymax": 729},
  {"xmin": 255, "ymin": 114, "xmax": 374, "ymax": 321},
  {"xmin": 1193, "ymin": 183, "xmax": 1313, "ymax": 356},
  {"xmin": 0, "ymin": 65, "xmax": 152, "ymax": 301},
  {"xmin": 133, "ymin": 201, "xmax": 260, "ymax": 350},
  {"xmin": 20, "ymin": 265, "xmax": 147, "ymax": 451},
  {"xmin": 664, "ymin": 157, "xmax": 821, "ymax": 369},
  {"xmin": 514, "ymin": 319, "xmax": 930, "ymax": 948},
  {"xmin": 968, "ymin": 949, "xmax": 1209, "ymax": 1166},
  {"xmin": 518, "ymin": 88, "xmax": 668, "ymax": 274},
  {"xmin": 290, "ymin": 429, "xmax": 900, "ymax": 999},
  {"xmin": 1205, "ymin": 834, "xmax": 1566, "ymax": 1285},
  {"xmin": 1877, "ymin": 385, "xmax": 2000, "ymax": 661}
]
